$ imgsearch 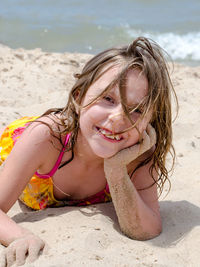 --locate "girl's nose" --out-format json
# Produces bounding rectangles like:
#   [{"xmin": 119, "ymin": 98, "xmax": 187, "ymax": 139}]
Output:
[
  {"xmin": 108, "ymin": 105, "xmax": 129, "ymax": 131},
  {"xmin": 108, "ymin": 110, "xmax": 125, "ymax": 122},
  {"xmin": 108, "ymin": 104, "xmax": 124, "ymax": 119}
]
